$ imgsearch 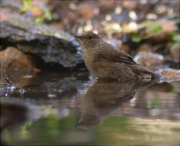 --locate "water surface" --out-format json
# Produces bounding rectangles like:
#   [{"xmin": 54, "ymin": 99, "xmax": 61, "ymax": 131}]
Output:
[{"xmin": 1, "ymin": 71, "xmax": 180, "ymax": 146}]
